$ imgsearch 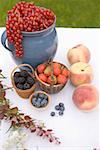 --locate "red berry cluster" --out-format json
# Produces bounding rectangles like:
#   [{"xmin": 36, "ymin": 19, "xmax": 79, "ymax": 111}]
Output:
[{"xmin": 6, "ymin": 1, "xmax": 55, "ymax": 58}]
